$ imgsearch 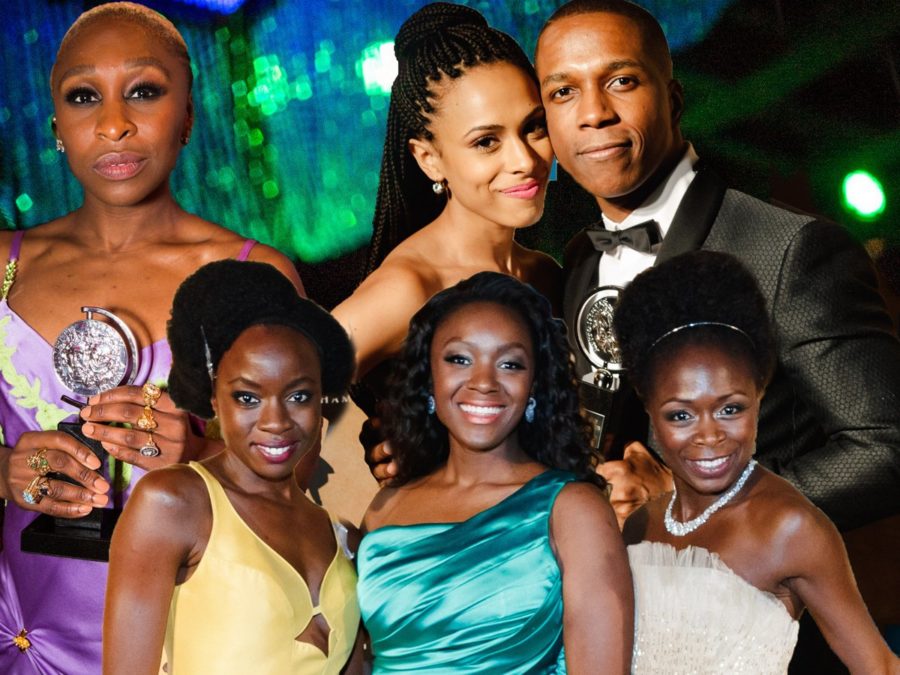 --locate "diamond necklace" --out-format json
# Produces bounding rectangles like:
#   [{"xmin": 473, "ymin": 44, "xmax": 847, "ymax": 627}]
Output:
[{"xmin": 664, "ymin": 459, "xmax": 757, "ymax": 537}]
